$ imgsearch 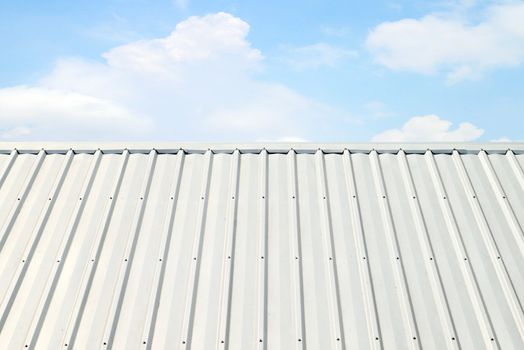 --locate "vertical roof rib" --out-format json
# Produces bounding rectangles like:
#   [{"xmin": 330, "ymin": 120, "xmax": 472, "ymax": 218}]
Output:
[{"xmin": 0, "ymin": 143, "xmax": 523, "ymax": 349}]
